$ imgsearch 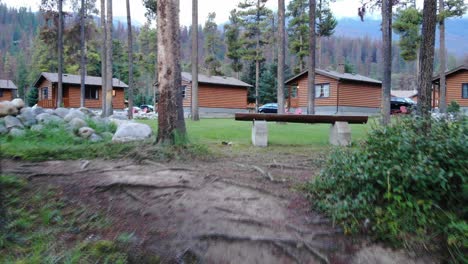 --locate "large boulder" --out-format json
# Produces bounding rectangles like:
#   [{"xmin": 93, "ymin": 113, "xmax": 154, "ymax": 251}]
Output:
[
  {"xmin": 69, "ymin": 117, "xmax": 87, "ymax": 130},
  {"xmin": 31, "ymin": 124, "xmax": 44, "ymax": 132},
  {"xmin": 89, "ymin": 133, "xmax": 103, "ymax": 142},
  {"xmin": 0, "ymin": 101, "xmax": 18, "ymax": 117},
  {"xmin": 36, "ymin": 113, "xmax": 63, "ymax": 124},
  {"xmin": 31, "ymin": 106, "xmax": 45, "ymax": 116},
  {"xmin": 79, "ymin": 107, "xmax": 95, "ymax": 117},
  {"xmin": 11, "ymin": 98, "xmax": 25, "ymax": 110},
  {"xmin": 64, "ymin": 109, "xmax": 86, "ymax": 122},
  {"xmin": 17, "ymin": 108, "xmax": 37, "ymax": 127},
  {"xmin": 9, "ymin": 128, "xmax": 25, "ymax": 137},
  {"xmin": 4, "ymin": 115, "xmax": 24, "ymax": 129},
  {"xmin": 112, "ymin": 122, "xmax": 152, "ymax": 142},
  {"xmin": 0, "ymin": 123, "xmax": 7, "ymax": 135},
  {"xmin": 54, "ymin": 107, "xmax": 70, "ymax": 118},
  {"xmin": 78, "ymin": 127, "xmax": 95, "ymax": 139}
]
